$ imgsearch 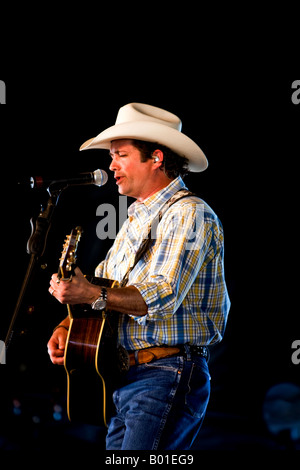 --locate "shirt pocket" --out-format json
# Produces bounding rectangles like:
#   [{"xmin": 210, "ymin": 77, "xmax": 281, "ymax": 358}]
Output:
[{"xmin": 107, "ymin": 241, "xmax": 135, "ymax": 280}]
